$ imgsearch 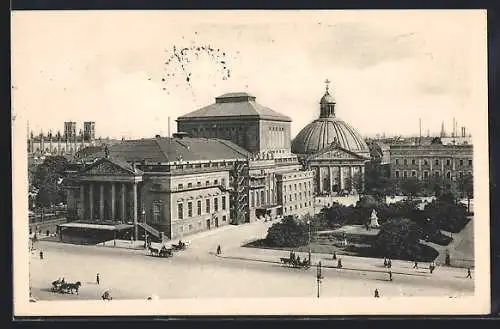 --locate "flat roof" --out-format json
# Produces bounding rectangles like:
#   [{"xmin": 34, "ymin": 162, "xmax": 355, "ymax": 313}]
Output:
[{"xmin": 57, "ymin": 223, "xmax": 134, "ymax": 231}]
